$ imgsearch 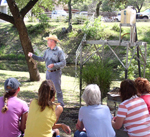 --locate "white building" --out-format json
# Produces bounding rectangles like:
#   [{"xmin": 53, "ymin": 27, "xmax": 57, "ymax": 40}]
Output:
[
  {"xmin": 0, "ymin": 0, "xmax": 8, "ymax": 13},
  {"xmin": 0, "ymin": 0, "xmax": 8, "ymax": 22}
]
